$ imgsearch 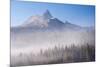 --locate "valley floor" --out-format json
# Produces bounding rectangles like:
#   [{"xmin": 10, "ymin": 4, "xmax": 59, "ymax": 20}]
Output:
[{"xmin": 10, "ymin": 43, "xmax": 95, "ymax": 67}]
